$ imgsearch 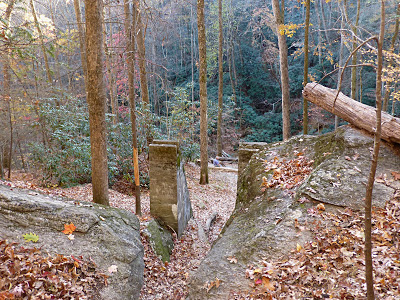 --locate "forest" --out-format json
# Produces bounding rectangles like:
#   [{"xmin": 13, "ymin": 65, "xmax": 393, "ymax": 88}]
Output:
[
  {"xmin": 0, "ymin": 0, "xmax": 398, "ymax": 189},
  {"xmin": 1, "ymin": 0, "xmax": 400, "ymax": 299}
]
